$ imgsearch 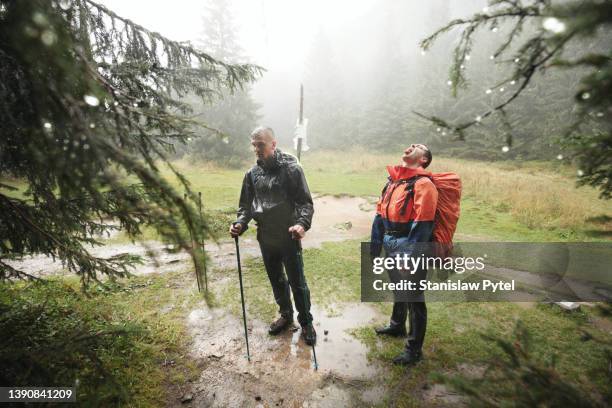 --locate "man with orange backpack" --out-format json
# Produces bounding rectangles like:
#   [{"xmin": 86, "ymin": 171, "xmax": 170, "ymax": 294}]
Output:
[{"xmin": 371, "ymin": 143, "xmax": 461, "ymax": 366}]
